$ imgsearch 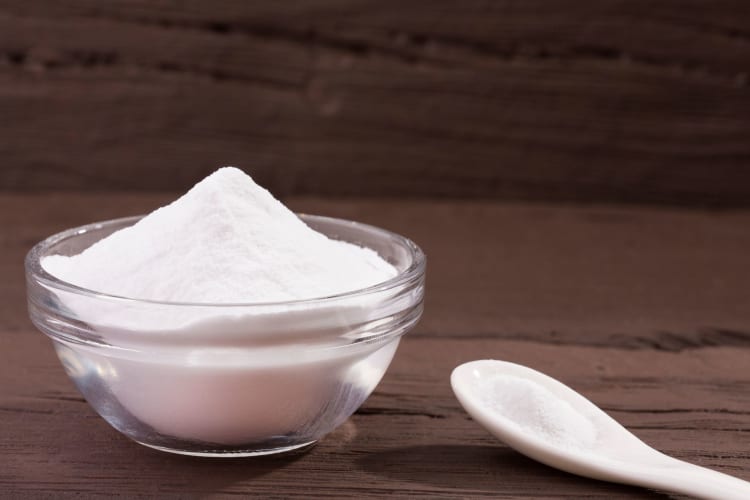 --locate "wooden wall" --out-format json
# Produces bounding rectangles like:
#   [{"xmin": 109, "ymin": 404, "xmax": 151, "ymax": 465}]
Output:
[{"xmin": 1, "ymin": 1, "xmax": 749, "ymax": 205}]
